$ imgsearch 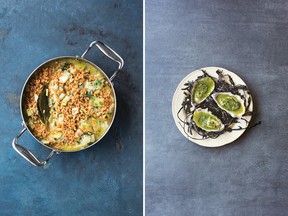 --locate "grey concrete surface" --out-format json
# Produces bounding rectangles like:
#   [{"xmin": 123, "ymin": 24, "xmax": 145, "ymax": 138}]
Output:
[{"xmin": 146, "ymin": 1, "xmax": 288, "ymax": 215}]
